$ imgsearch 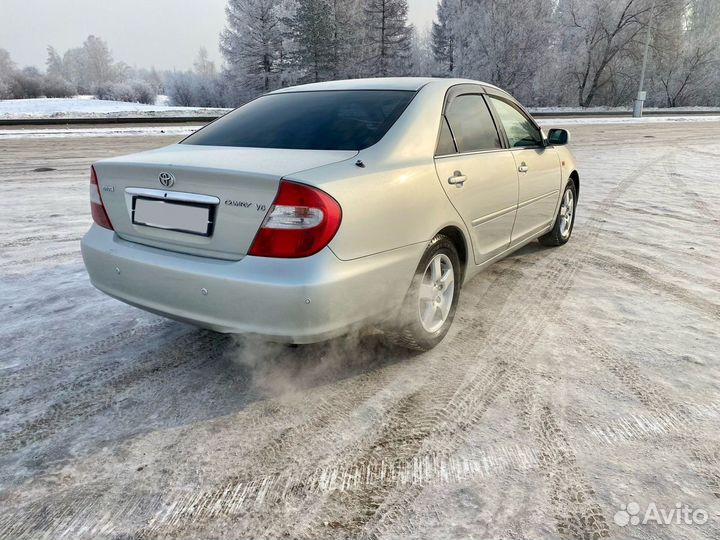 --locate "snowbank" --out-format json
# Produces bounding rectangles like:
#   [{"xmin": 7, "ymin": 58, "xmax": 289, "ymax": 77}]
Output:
[
  {"xmin": 538, "ymin": 115, "xmax": 720, "ymax": 126},
  {"xmin": 0, "ymin": 97, "xmax": 230, "ymax": 120}
]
